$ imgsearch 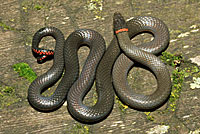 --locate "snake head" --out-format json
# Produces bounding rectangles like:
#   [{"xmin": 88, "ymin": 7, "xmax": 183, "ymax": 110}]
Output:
[{"xmin": 113, "ymin": 12, "xmax": 128, "ymax": 34}]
